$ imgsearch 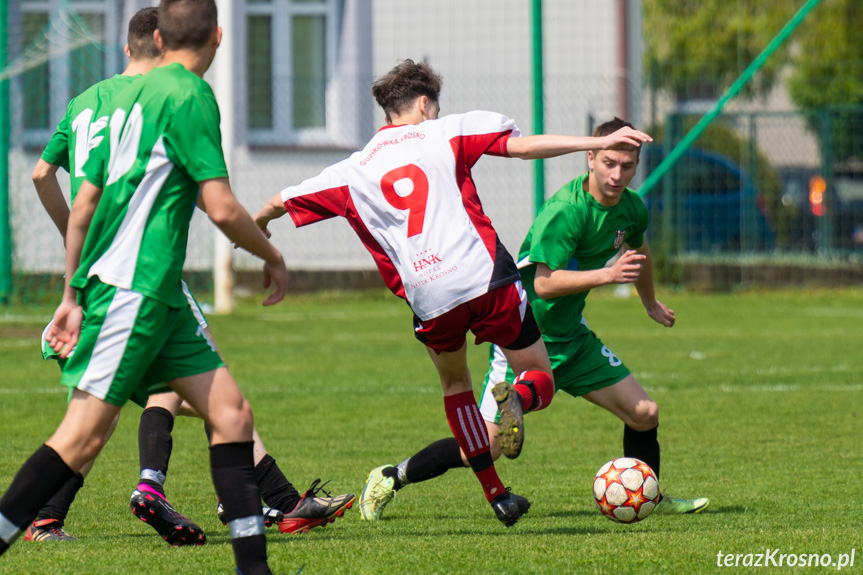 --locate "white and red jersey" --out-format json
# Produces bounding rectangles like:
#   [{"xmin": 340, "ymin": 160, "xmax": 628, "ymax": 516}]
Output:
[{"xmin": 280, "ymin": 110, "xmax": 522, "ymax": 320}]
